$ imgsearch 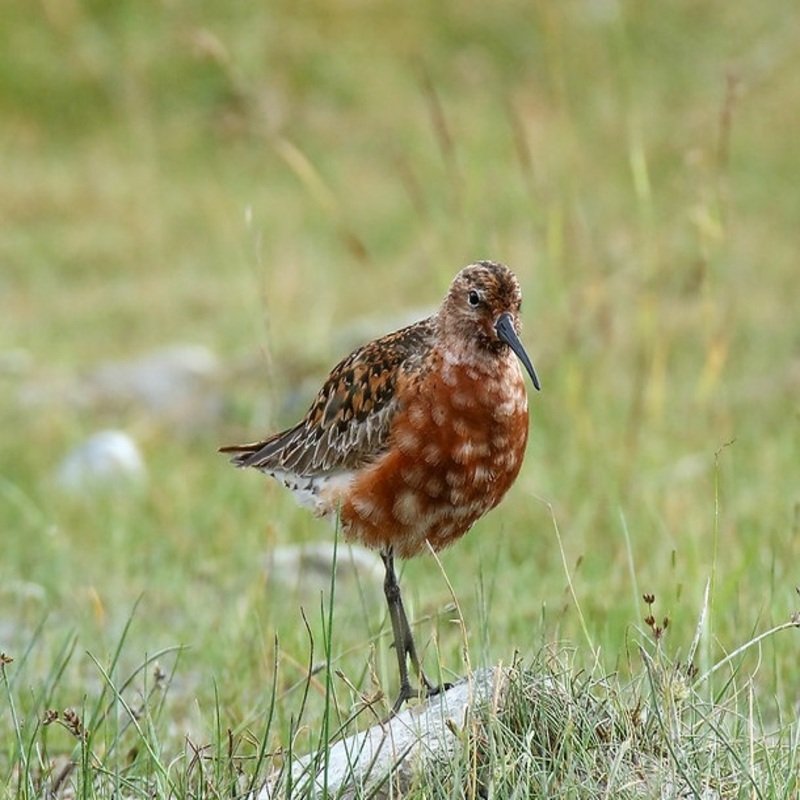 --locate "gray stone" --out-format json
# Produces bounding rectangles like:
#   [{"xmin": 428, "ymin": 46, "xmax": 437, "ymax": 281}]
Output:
[
  {"xmin": 264, "ymin": 542, "xmax": 383, "ymax": 591},
  {"xmin": 84, "ymin": 344, "xmax": 222, "ymax": 427},
  {"xmin": 15, "ymin": 344, "xmax": 225, "ymax": 432},
  {"xmin": 56, "ymin": 430, "xmax": 146, "ymax": 493},
  {"xmin": 0, "ymin": 348, "xmax": 33, "ymax": 376},
  {"xmin": 258, "ymin": 667, "xmax": 507, "ymax": 799}
]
